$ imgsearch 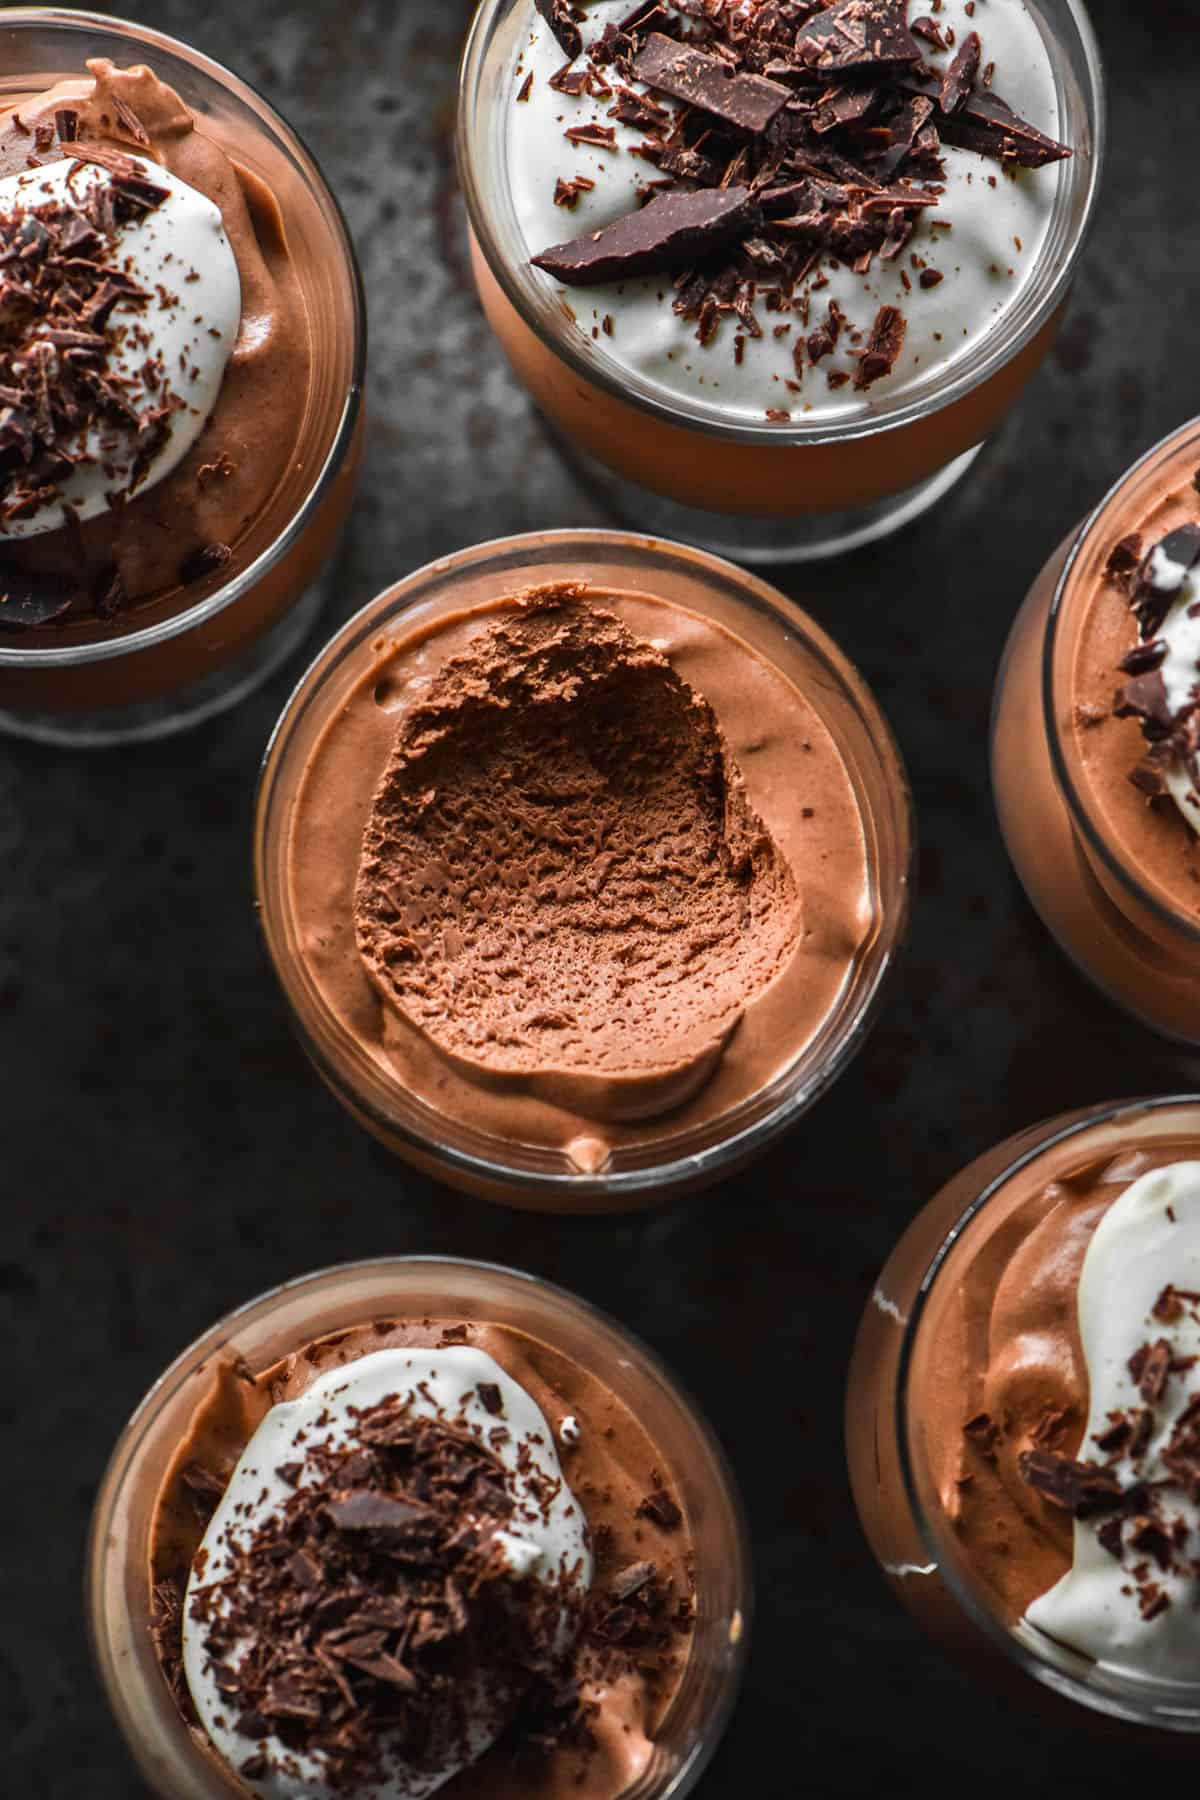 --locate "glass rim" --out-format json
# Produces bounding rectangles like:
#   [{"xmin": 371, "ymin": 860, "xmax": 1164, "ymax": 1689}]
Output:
[
  {"xmin": 1043, "ymin": 415, "xmax": 1200, "ymax": 947},
  {"xmin": 88, "ymin": 1253, "xmax": 753, "ymax": 1800},
  {"xmin": 457, "ymin": 0, "xmax": 1106, "ymax": 450},
  {"xmin": 0, "ymin": 6, "xmax": 367, "ymax": 671},
  {"xmin": 253, "ymin": 526, "xmax": 915, "ymax": 1201},
  {"xmin": 893, "ymin": 1093, "xmax": 1200, "ymax": 1728}
]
